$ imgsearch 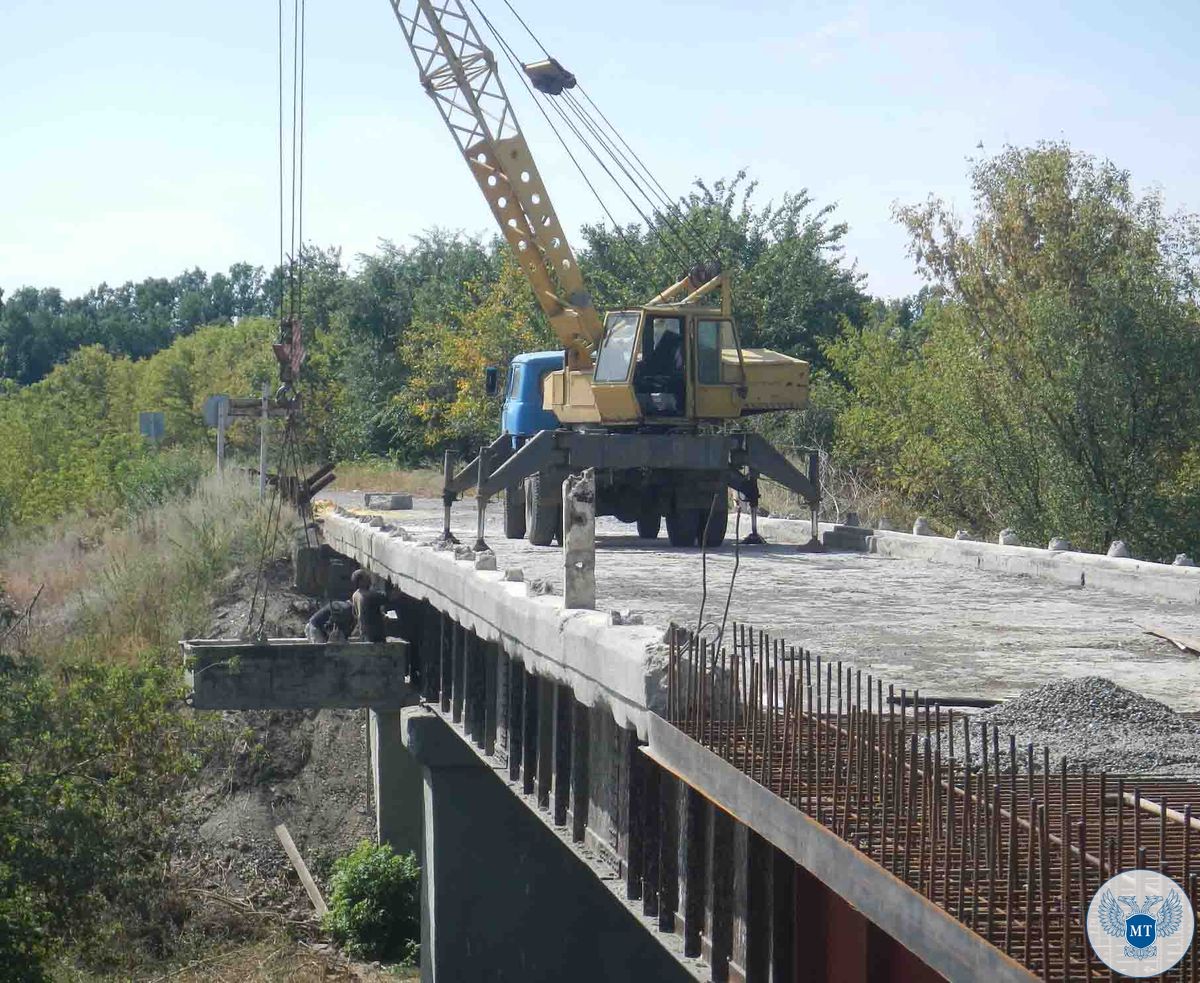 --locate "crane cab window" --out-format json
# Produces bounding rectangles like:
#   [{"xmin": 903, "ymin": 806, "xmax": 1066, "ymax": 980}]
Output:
[
  {"xmin": 696, "ymin": 319, "xmax": 738, "ymax": 385},
  {"xmin": 635, "ymin": 315, "xmax": 684, "ymax": 416},
  {"xmin": 594, "ymin": 312, "xmax": 639, "ymax": 383},
  {"xmin": 505, "ymin": 364, "xmax": 522, "ymax": 398}
]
